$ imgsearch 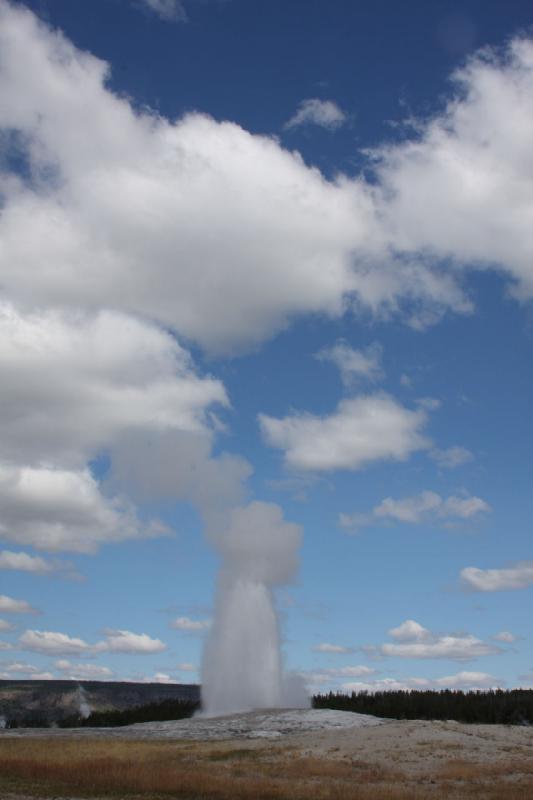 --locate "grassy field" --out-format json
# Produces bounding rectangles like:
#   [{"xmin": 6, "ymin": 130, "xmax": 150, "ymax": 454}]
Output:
[{"xmin": 1, "ymin": 737, "xmax": 533, "ymax": 799}]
